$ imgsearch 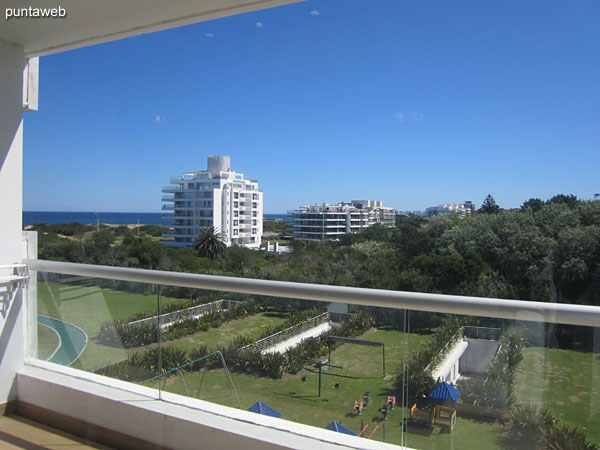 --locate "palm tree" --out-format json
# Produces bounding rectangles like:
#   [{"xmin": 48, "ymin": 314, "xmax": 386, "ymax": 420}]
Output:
[{"xmin": 194, "ymin": 226, "xmax": 226, "ymax": 259}]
